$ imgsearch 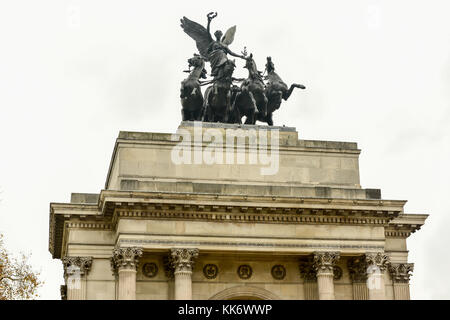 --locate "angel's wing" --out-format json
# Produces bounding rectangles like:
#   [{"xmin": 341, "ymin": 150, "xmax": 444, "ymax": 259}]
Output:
[
  {"xmin": 221, "ymin": 26, "xmax": 236, "ymax": 46},
  {"xmin": 180, "ymin": 17, "xmax": 213, "ymax": 59}
]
